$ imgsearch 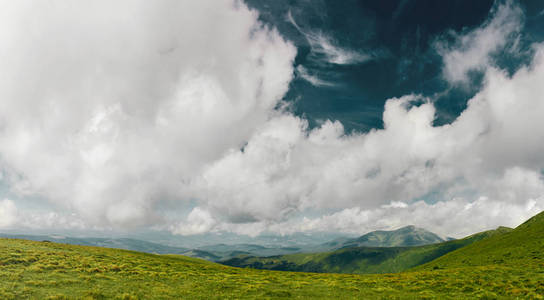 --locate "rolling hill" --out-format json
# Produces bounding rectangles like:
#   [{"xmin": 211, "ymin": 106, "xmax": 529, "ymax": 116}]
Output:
[
  {"xmin": 0, "ymin": 234, "xmax": 189, "ymax": 255},
  {"xmin": 338, "ymin": 225, "xmax": 445, "ymax": 248},
  {"xmin": 221, "ymin": 226, "xmax": 512, "ymax": 274},
  {"xmin": 0, "ymin": 234, "xmax": 318, "ymax": 262},
  {"xmin": 414, "ymin": 210, "xmax": 544, "ymax": 271}
]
